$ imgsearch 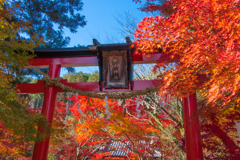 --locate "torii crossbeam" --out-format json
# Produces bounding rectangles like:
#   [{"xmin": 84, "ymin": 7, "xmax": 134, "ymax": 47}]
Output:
[{"xmin": 17, "ymin": 40, "xmax": 203, "ymax": 160}]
